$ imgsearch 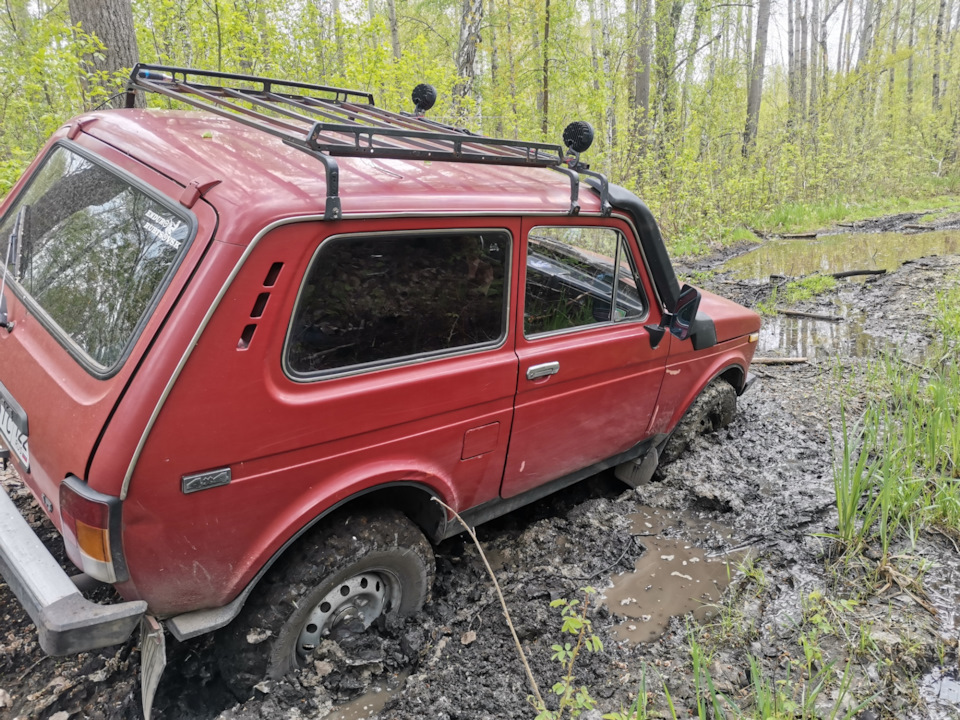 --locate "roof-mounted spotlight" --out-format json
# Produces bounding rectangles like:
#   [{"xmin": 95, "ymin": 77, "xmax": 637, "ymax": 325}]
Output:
[
  {"xmin": 563, "ymin": 121, "xmax": 595, "ymax": 154},
  {"xmin": 562, "ymin": 121, "xmax": 595, "ymax": 172},
  {"xmin": 561, "ymin": 120, "xmax": 609, "ymax": 216},
  {"xmin": 412, "ymin": 84, "xmax": 437, "ymax": 117}
]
